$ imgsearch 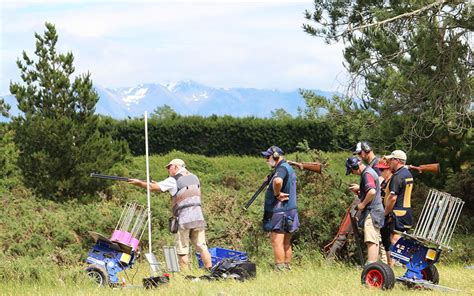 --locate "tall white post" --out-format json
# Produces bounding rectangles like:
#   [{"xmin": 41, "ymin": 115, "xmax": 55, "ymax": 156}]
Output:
[{"xmin": 144, "ymin": 111, "xmax": 152, "ymax": 255}]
